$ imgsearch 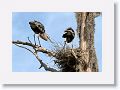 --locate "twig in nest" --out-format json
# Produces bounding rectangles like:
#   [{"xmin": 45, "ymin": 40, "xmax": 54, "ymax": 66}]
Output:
[{"xmin": 71, "ymin": 49, "xmax": 77, "ymax": 59}]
